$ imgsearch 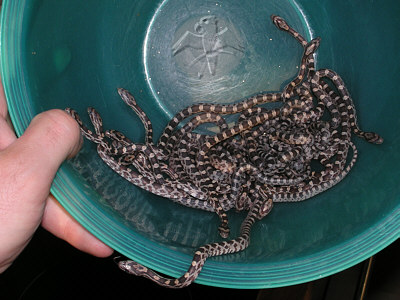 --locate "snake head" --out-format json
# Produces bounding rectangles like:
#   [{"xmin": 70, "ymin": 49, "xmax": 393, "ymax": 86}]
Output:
[
  {"xmin": 364, "ymin": 132, "xmax": 384, "ymax": 144},
  {"xmin": 118, "ymin": 260, "xmax": 149, "ymax": 276},
  {"xmin": 257, "ymin": 188, "xmax": 274, "ymax": 220},
  {"xmin": 271, "ymin": 15, "xmax": 290, "ymax": 31},
  {"xmin": 65, "ymin": 108, "xmax": 82, "ymax": 126},
  {"xmin": 65, "ymin": 107, "xmax": 105, "ymax": 144},
  {"xmin": 257, "ymin": 198, "xmax": 274, "ymax": 220},
  {"xmin": 118, "ymin": 88, "xmax": 137, "ymax": 107}
]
